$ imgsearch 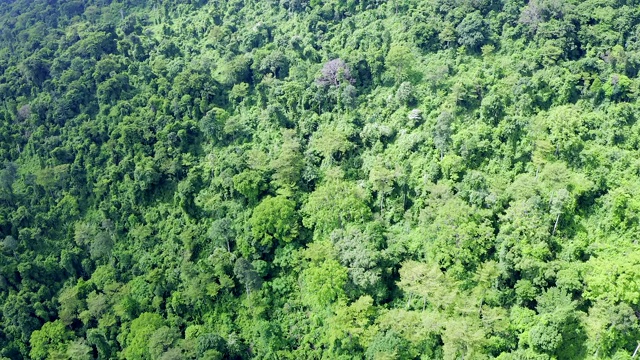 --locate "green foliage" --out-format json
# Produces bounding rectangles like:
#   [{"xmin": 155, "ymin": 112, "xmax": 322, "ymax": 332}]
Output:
[
  {"xmin": 234, "ymin": 258, "xmax": 263, "ymax": 295},
  {"xmin": 233, "ymin": 170, "xmax": 265, "ymax": 204},
  {"xmin": 365, "ymin": 330, "xmax": 411, "ymax": 360},
  {"xmin": 123, "ymin": 313, "xmax": 166, "ymax": 360},
  {"xmin": 270, "ymin": 129, "xmax": 304, "ymax": 189},
  {"xmin": 250, "ymin": 195, "xmax": 299, "ymax": 248},
  {"xmin": 1, "ymin": 0, "xmax": 640, "ymax": 358},
  {"xmin": 585, "ymin": 251, "xmax": 640, "ymax": 305},
  {"xmin": 331, "ymin": 225, "xmax": 384, "ymax": 291},
  {"xmin": 302, "ymin": 241, "xmax": 348, "ymax": 308},
  {"xmin": 303, "ymin": 179, "xmax": 372, "ymax": 238},
  {"xmin": 456, "ymin": 11, "xmax": 488, "ymax": 51},
  {"xmin": 385, "ymin": 44, "xmax": 417, "ymax": 84},
  {"xmin": 29, "ymin": 320, "xmax": 73, "ymax": 360}
]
